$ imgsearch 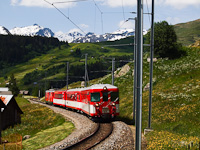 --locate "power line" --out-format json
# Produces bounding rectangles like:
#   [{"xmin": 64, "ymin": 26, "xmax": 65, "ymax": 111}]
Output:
[
  {"xmin": 121, "ymin": 0, "xmax": 125, "ymax": 21},
  {"xmin": 92, "ymin": 0, "xmax": 102, "ymax": 14},
  {"xmin": 92, "ymin": 0, "xmax": 104, "ymax": 33},
  {"xmin": 94, "ymin": 4, "xmax": 96, "ymax": 33},
  {"xmin": 43, "ymin": 0, "xmax": 86, "ymax": 34},
  {"xmin": 118, "ymin": 19, "xmax": 128, "ymax": 29},
  {"xmin": 101, "ymin": 12, "xmax": 104, "ymax": 33},
  {"xmin": 145, "ymin": 0, "xmax": 151, "ymax": 25}
]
